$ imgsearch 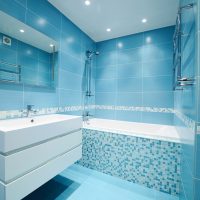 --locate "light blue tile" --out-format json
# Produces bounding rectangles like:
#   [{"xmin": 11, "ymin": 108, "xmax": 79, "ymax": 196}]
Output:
[
  {"xmin": 38, "ymin": 50, "xmax": 51, "ymax": 63},
  {"xmin": 141, "ymin": 112, "xmax": 174, "ymax": 125},
  {"xmin": 180, "ymin": 157, "xmax": 194, "ymax": 200},
  {"xmin": 194, "ymin": 178, "xmax": 200, "ymax": 200},
  {"xmin": 143, "ymin": 76, "xmax": 173, "ymax": 92},
  {"xmin": 0, "ymin": 46, "xmax": 17, "ymax": 64},
  {"xmin": 118, "ymin": 77, "xmax": 142, "ymax": 92},
  {"xmin": 115, "ymin": 110, "xmax": 142, "ymax": 122},
  {"xmin": 61, "ymin": 15, "xmax": 82, "ymax": 44},
  {"xmin": 38, "ymin": 61, "xmax": 50, "ymax": 73},
  {"xmin": 142, "ymin": 43, "xmax": 173, "ymax": 62},
  {"xmin": 116, "ymin": 92, "xmax": 142, "ymax": 106},
  {"xmin": 0, "ymin": 84, "xmax": 23, "ymax": 110},
  {"xmin": 58, "ymin": 70, "xmax": 82, "ymax": 91},
  {"xmin": 23, "ymin": 86, "xmax": 58, "ymax": 109},
  {"xmin": 0, "ymin": 0, "xmax": 26, "ymax": 22},
  {"xmin": 117, "ymin": 47, "xmax": 143, "ymax": 64},
  {"xmin": 27, "ymin": 0, "xmax": 61, "ymax": 30},
  {"xmin": 143, "ymin": 92, "xmax": 174, "ymax": 108},
  {"xmin": 59, "ymin": 89, "xmax": 82, "ymax": 106},
  {"xmin": 59, "ymin": 52, "xmax": 84, "ymax": 75},
  {"xmin": 26, "ymin": 10, "xmax": 60, "ymax": 41},
  {"xmin": 95, "ymin": 109, "xmax": 115, "ymax": 119},
  {"xmin": 60, "ymin": 32, "xmax": 82, "ymax": 60},
  {"xmin": 143, "ymin": 26, "xmax": 174, "ymax": 45},
  {"xmin": 95, "ymin": 79, "xmax": 116, "ymax": 92},
  {"xmin": 95, "ymin": 92, "xmax": 116, "ymax": 105},
  {"xmin": 116, "ymin": 32, "xmax": 143, "ymax": 50},
  {"xmin": 14, "ymin": 0, "xmax": 26, "ymax": 7},
  {"xmin": 96, "ymin": 66, "xmax": 116, "ymax": 79},
  {"xmin": 117, "ymin": 63, "xmax": 142, "ymax": 78},
  {"xmin": 97, "ymin": 39, "xmax": 117, "ymax": 53},
  {"xmin": 142, "ymin": 59, "xmax": 173, "ymax": 77},
  {"xmin": 96, "ymin": 51, "xmax": 117, "ymax": 67}
]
